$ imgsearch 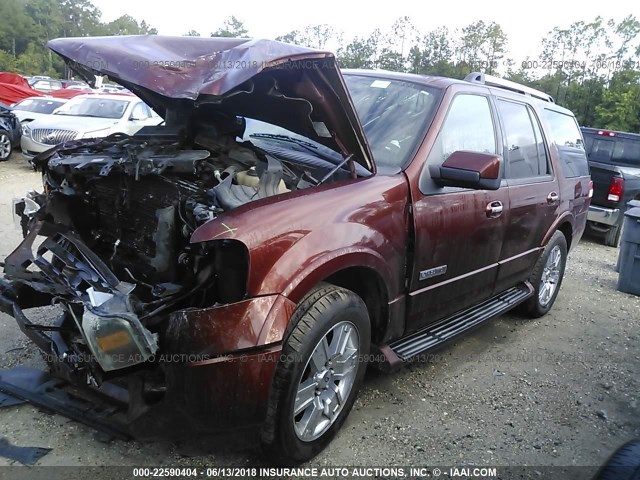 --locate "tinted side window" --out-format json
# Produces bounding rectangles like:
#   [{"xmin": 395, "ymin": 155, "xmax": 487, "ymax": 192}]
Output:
[
  {"xmin": 420, "ymin": 94, "xmax": 496, "ymax": 193},
  {"xmin": 612, "ymin": 138, "xmax": 640, "ymax": 166},
  {"xmin": 497, "ymin": 100, "xmax": 547, "ymax": 179},
  {"xmin": 545, "ymin": 109, "xmax": 589, "ymax": 178},
  {"xmin": 428, "ymin": 94, "xmax": 496, "ymax": 165}
]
